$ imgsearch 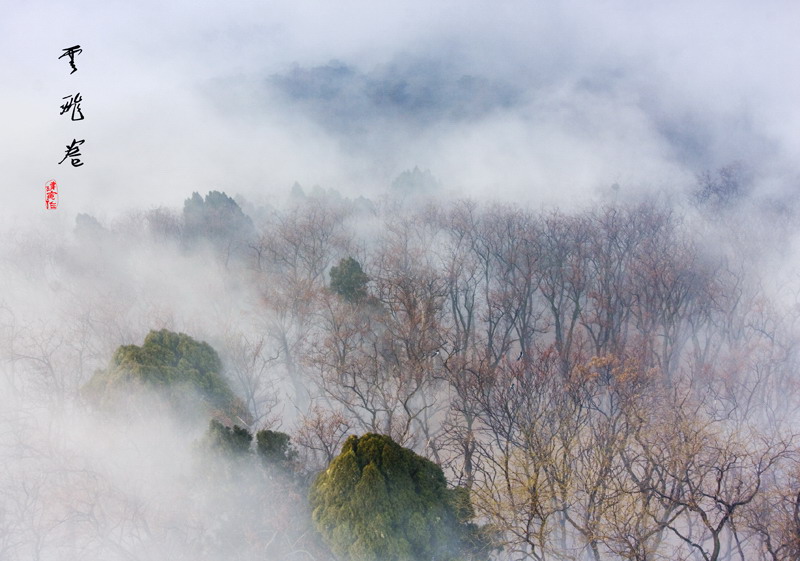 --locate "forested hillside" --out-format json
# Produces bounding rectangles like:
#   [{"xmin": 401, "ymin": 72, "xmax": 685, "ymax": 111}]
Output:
[{"xmin": 2, "ymin": 186, "xmax": 799, "ymax": 560}]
